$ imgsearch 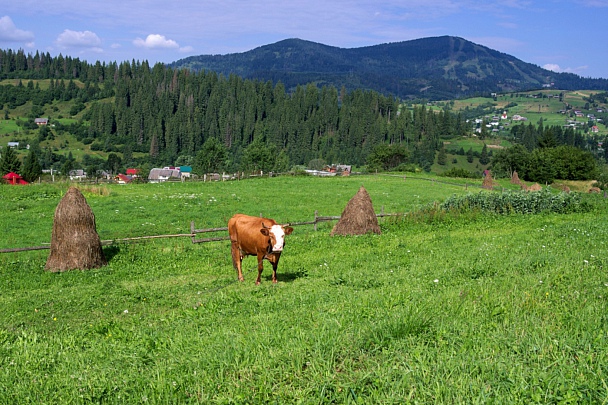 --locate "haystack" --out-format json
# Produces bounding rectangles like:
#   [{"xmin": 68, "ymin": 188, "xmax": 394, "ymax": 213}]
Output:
[
  {"xmin": 522, "ymin": 182, "xmax": 542, "ymax": 192},
  {"xmin": 482, "ymin": 170, "xmax": 494, "ymax": 190},
  {"xmin": 510, "ymin": 171, "xmax": 522, "ymax": 185},
  {"xmin": 45, "ymin": 187, "xmax": 107, "ymax": 272},
  {"xmin": 330, "ymin": 186, "xmax": 381, "ymax": 236}
]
